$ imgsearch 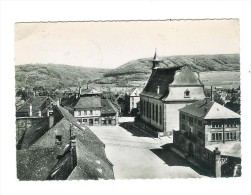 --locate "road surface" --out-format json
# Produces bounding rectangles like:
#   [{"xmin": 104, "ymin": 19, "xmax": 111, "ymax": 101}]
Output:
[{"xmin": 89, "ymin": 123, "xmax": 206, "ymax": 179}]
